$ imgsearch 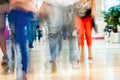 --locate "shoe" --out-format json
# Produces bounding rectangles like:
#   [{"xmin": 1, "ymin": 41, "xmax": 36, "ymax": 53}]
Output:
[
  {"xmin": 29, "ymin": 45, "xmax": 34, "ymax": 48},
  {"xmin": 29, "ymin": 43, "xmax": 34, "ymax": 48},
  {"xmin": 88, "ymin": 57, "xmax": 93, "ymax": 63},
  {"xmin": 1, "ymin": 55, "xmax": 9, "ymax": 66},
  {"xmin": 1, "ymin": 65, "xmax": 9, "ymax": 74},
  {"xmin": 45, "ymin": 60, "xmax": 57, "ymax": 73},
  {"xmin": 50, "ymin": 61, "xmax": 57, "ymax": 73},
  {"xmin": 72, "ymin": 60, "xmax": 80, "ymax": 69},
  {"xmin": 51, "ymin": 63, "xmax": 56, "ymax": 73},
  {"xmin": 16, "ymin": 76, "xmax": 27, "ymax": 80},
  {"xmin": 16, "ymin": 74, "xmax": 27, "ymax": 80},
  {"xmin": 16, "ymin": 71, "xmax": 27, "ymax": 80}
]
